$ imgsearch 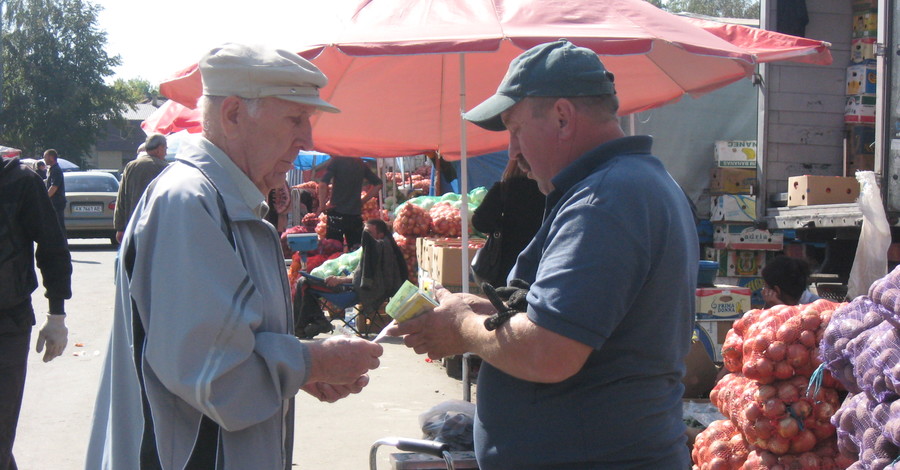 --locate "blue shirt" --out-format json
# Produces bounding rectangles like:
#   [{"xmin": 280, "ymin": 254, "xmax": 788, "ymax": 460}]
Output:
[{"xmin": 475, "ymin": 136, "xmax": 698, "ymax": 469}]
